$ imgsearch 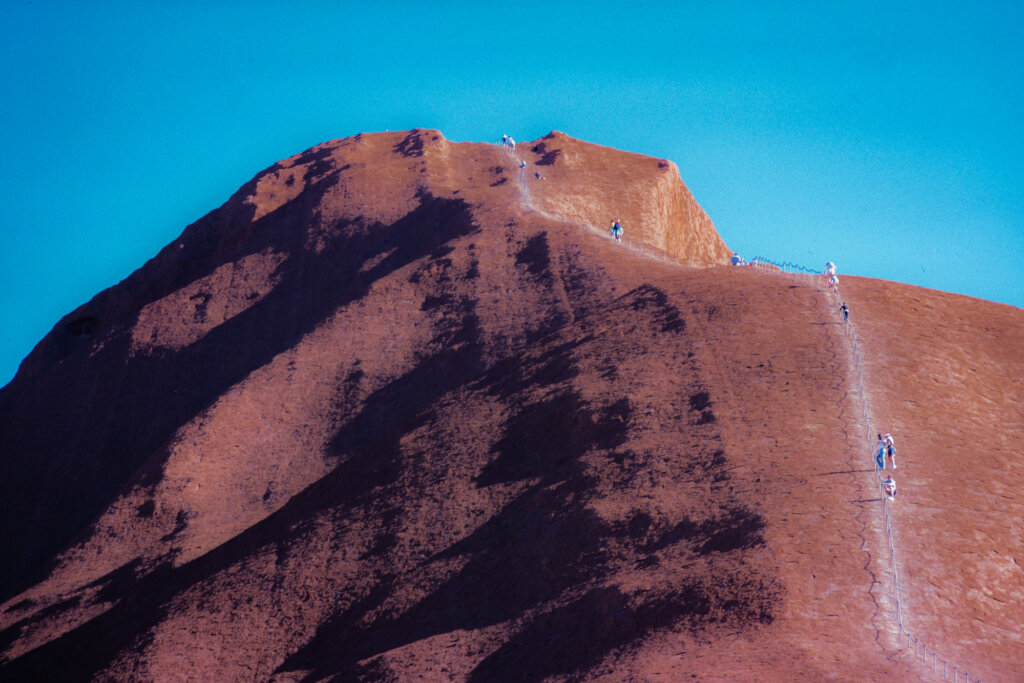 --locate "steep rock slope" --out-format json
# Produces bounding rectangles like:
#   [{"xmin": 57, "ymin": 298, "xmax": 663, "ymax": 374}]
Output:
[{"xmin": 0, "ymin": 130, "xmax": 1019, "ymax": 681}]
